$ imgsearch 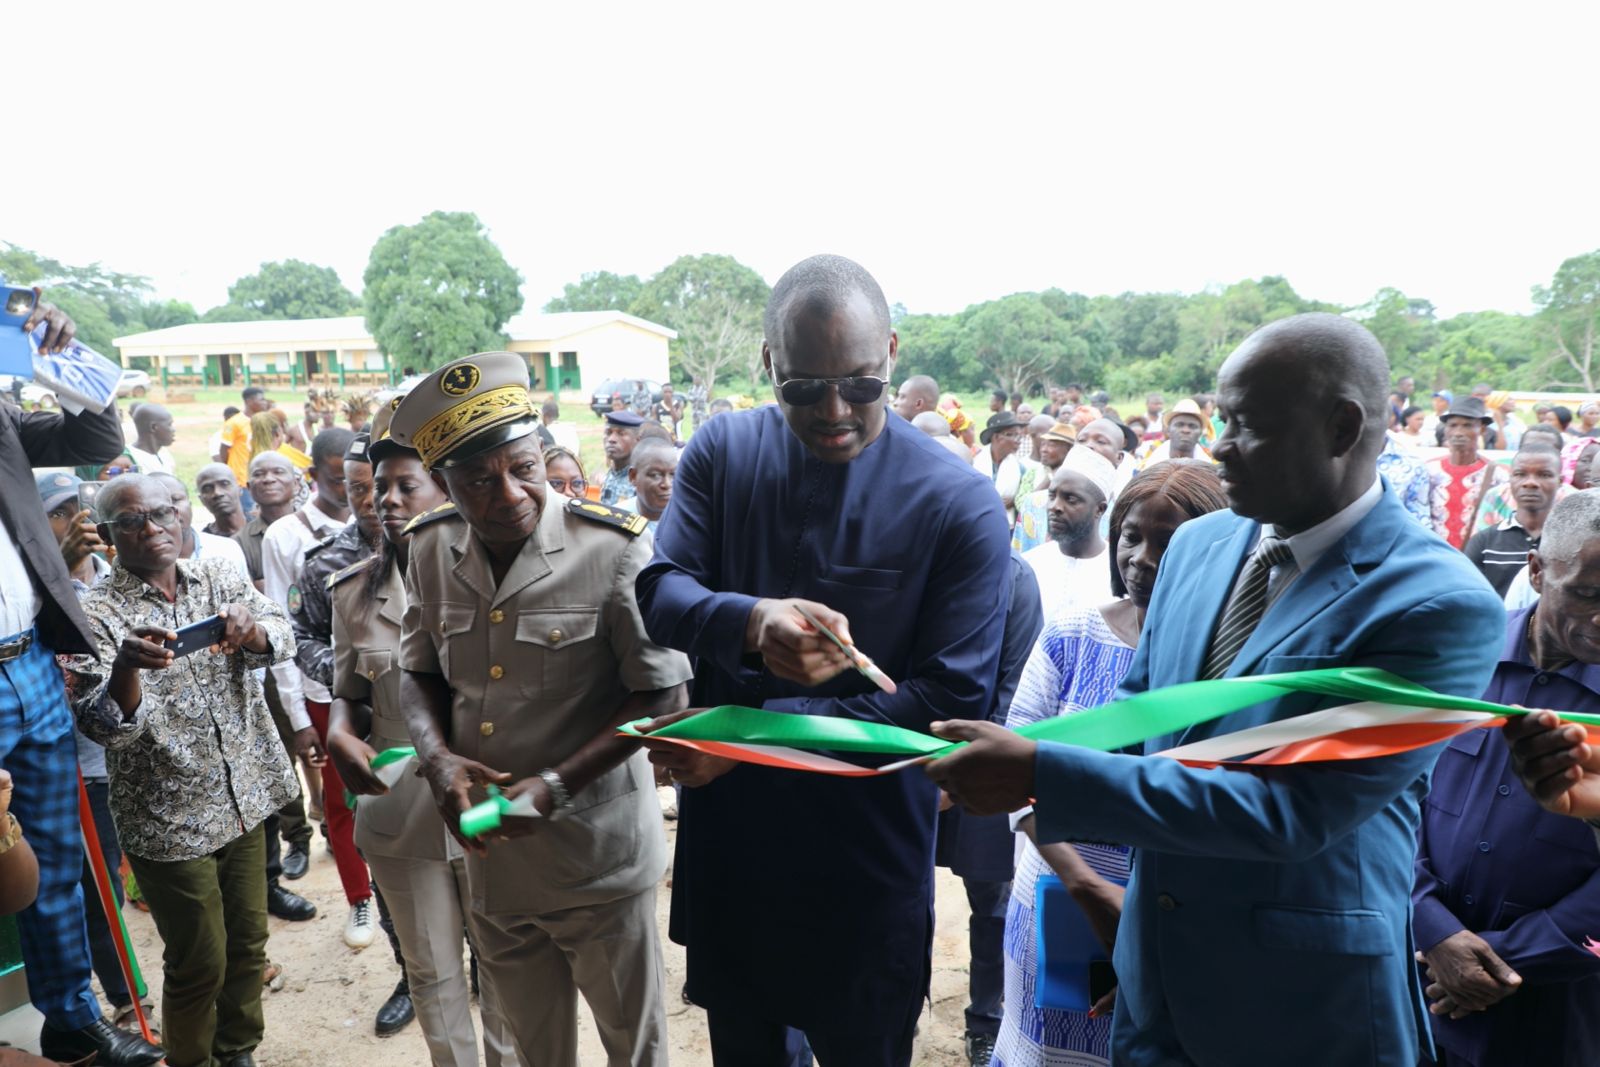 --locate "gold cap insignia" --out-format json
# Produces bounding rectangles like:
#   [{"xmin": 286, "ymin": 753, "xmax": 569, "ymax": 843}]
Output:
[{"xmin": 441, "ymin": 364, "xmax": 481, "ymax": 397}]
